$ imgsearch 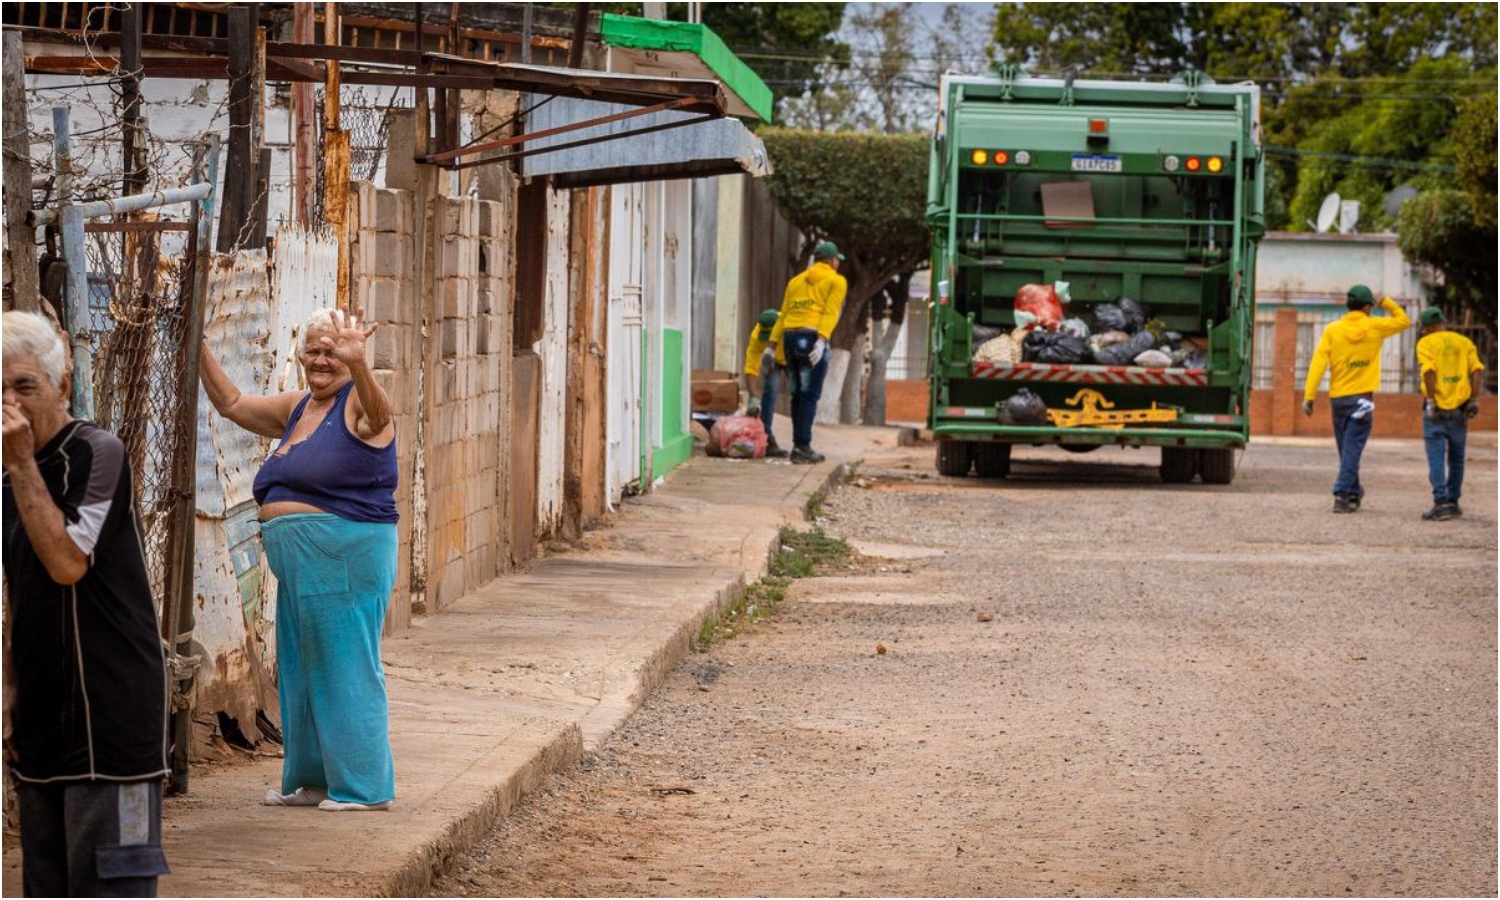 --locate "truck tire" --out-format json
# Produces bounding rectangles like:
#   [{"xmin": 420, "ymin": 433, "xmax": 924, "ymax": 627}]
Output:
[
  {"xmin": 1199, "ymin": 448, "xmax": 1237, "ymax": 485},
  {"xmin": 1160, "ymin": 447, "xmax": 1197, "ymax": 483},
  {"xmin": 936, "ymin": 441, "xmax": 972, "ymax": 477},
  {"xmin": 974, "ymin": 442, "xmax": 1012, "ymax": 479}
]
